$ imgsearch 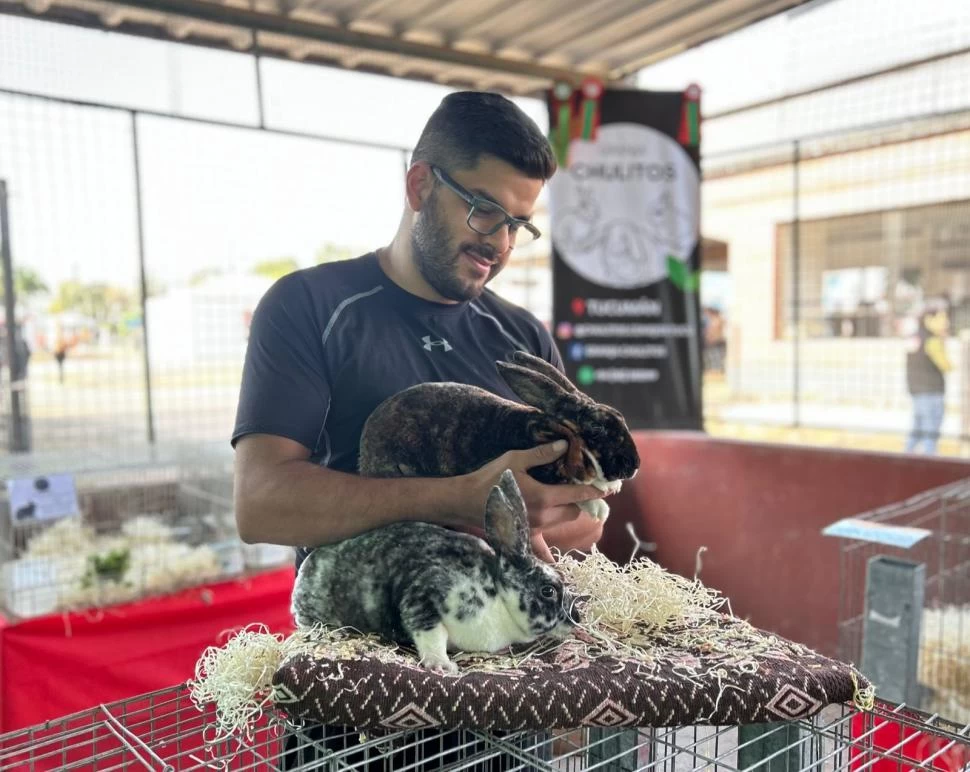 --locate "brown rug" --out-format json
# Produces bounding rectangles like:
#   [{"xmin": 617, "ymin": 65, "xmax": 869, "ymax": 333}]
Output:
[{"xmin": 271, "ymin": 613, "xmax": 870, "ymax": 732}]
